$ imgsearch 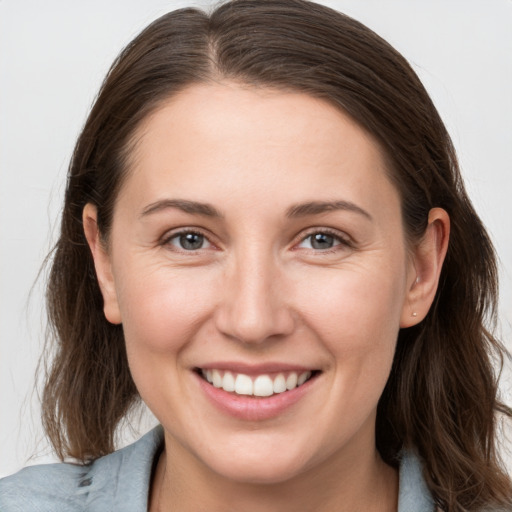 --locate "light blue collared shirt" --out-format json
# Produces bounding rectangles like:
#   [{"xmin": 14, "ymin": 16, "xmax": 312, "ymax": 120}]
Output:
[{"xmin": 0, "ymin": 426, "xmax": 435, "ymax": 511}]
